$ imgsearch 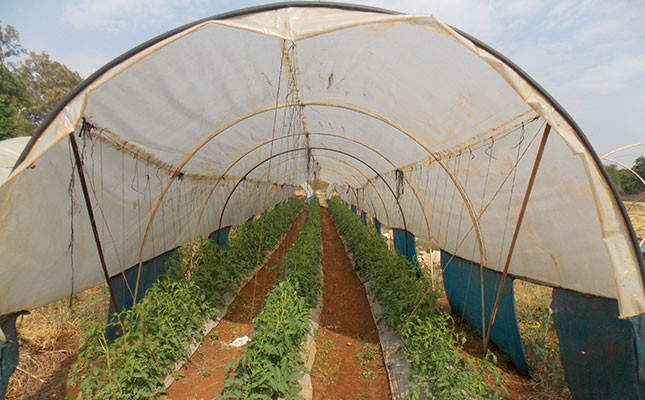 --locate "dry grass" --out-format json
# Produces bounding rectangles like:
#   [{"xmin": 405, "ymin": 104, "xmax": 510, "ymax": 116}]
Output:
[
  {"xmin": 513, "ymin": 281, "xmax": 570, "ymax": 400},
  {"xmin": 418, "ymin": 256, "xmax": 570, "ymax": 400},
  {"xmin": 624, "ymin": 201, "xmax": 645, "ymax": 239},
  {"xmin": 5, "ymin": 284, "xmax": 108, "ymax": 400}
]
